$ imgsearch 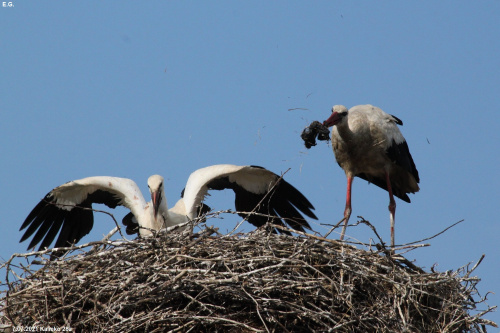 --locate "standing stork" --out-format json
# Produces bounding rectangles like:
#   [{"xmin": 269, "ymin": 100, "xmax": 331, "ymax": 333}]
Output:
[
  {"xmin": 20, "ymin": 164, "xmax": 317, "ymax": 252},
  {"xmin": 322, "ymin": 105, "xmax": 419, "ymax": 248}
]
